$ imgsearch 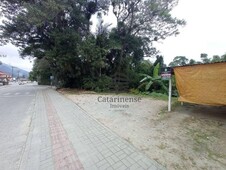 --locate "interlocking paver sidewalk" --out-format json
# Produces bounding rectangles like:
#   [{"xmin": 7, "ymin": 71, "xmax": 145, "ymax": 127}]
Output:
[
  {"xmin": 19, "ymin": 88, "xmax": 54, "ymax": 170},
  {"xmin": 20, "ymin": 87, "xmax": 165, "ymax": 170}
]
